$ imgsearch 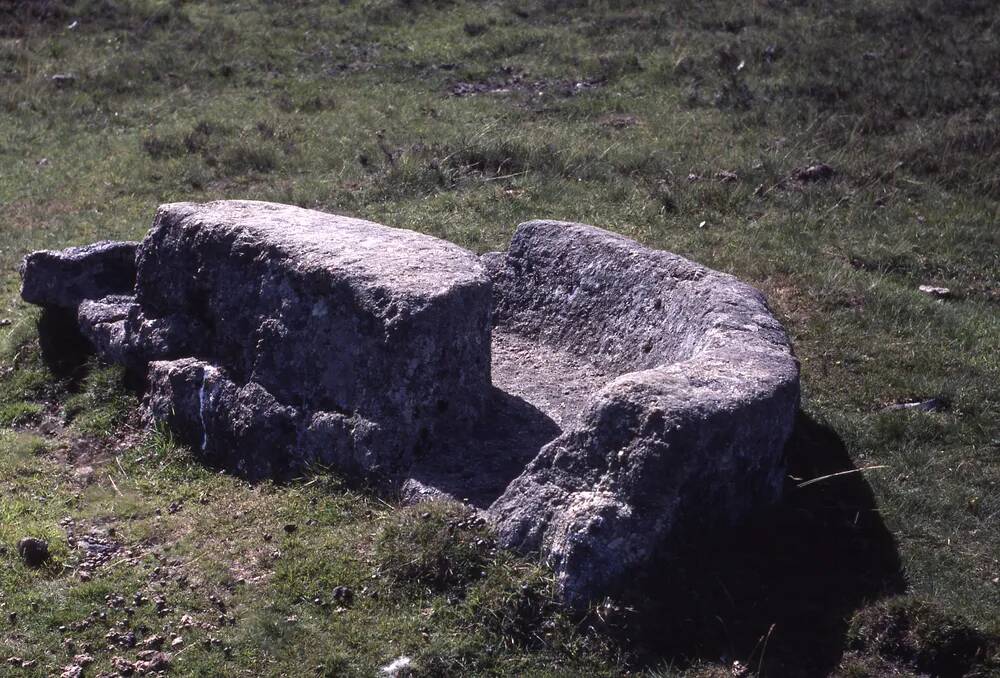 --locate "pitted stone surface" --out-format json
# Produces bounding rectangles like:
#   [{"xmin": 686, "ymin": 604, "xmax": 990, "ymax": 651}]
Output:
[
  {"xmin": 21, "ymin": 205, "xmax": 800, "ymax": 607},
  {"xmin": 144, "ymin": 358, "xmax": 301, "ymax": 478},
  {"xmin": 77, "ymin": 295, "xmax": 203, "ymax": 370},
  {"xmin": 484, "ymin": 220, "xmax": 799, "ymax": 606},
  {"xmin": 20, "ymin": 240, "xmax": 137, "ymax": 309}
]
